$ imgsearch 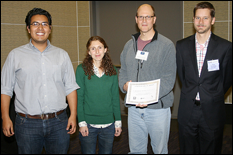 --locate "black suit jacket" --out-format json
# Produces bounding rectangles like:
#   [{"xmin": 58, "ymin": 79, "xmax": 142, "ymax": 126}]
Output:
[{"xmin": 176, "ymin": 33, "xmax": 232, "ymax": 130}]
